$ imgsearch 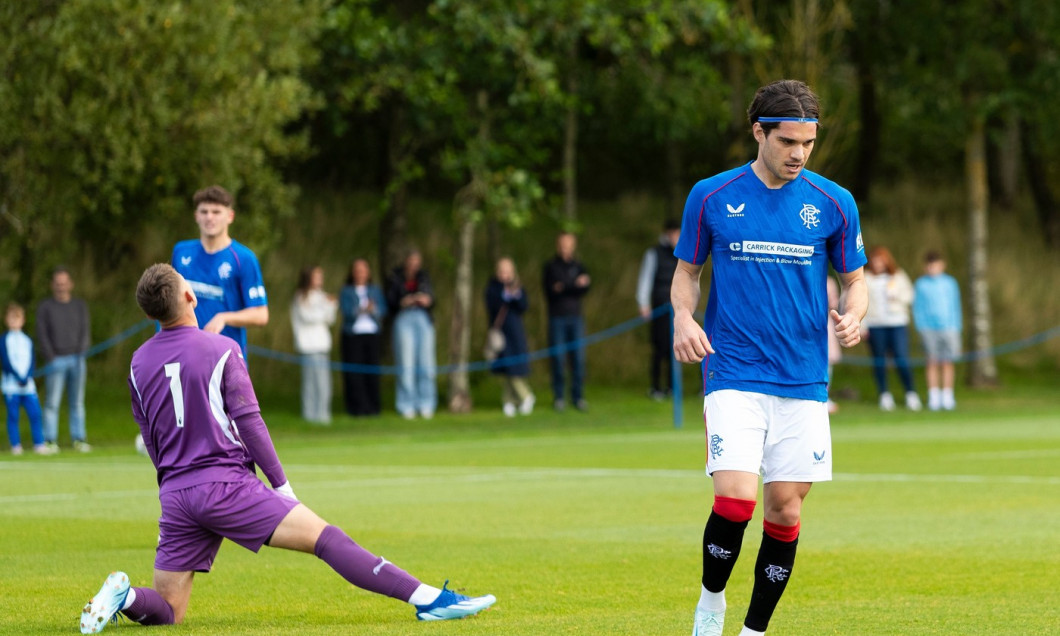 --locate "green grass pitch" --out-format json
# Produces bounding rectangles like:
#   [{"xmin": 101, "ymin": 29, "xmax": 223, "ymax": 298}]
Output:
[{"xmin": 1, "ymin": 384, "xmax": 1058, "ymax": 635}]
